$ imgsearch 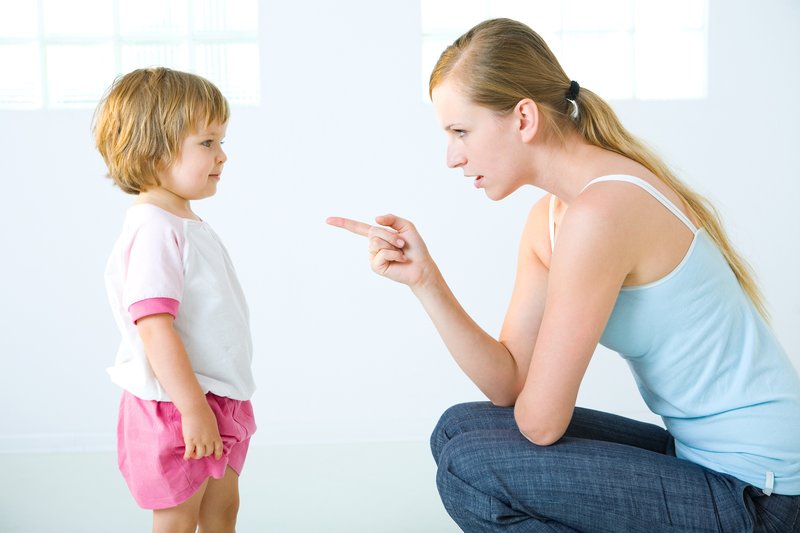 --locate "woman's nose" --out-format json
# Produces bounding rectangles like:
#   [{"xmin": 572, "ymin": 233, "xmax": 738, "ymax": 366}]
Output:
[{"xmin": 447, "ymin": 145, "xmax": 466, "ymax": 169}]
